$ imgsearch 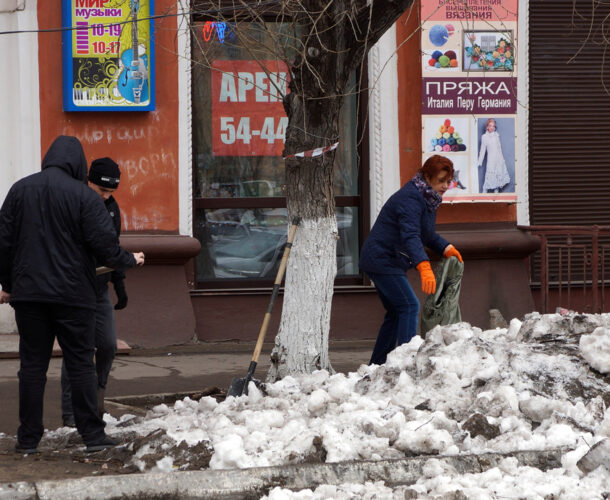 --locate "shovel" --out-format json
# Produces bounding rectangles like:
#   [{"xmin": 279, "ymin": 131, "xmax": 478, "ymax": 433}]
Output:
[{"xmin": 227, "ymin": 217, "xmax": 301, "ymax": 397}]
